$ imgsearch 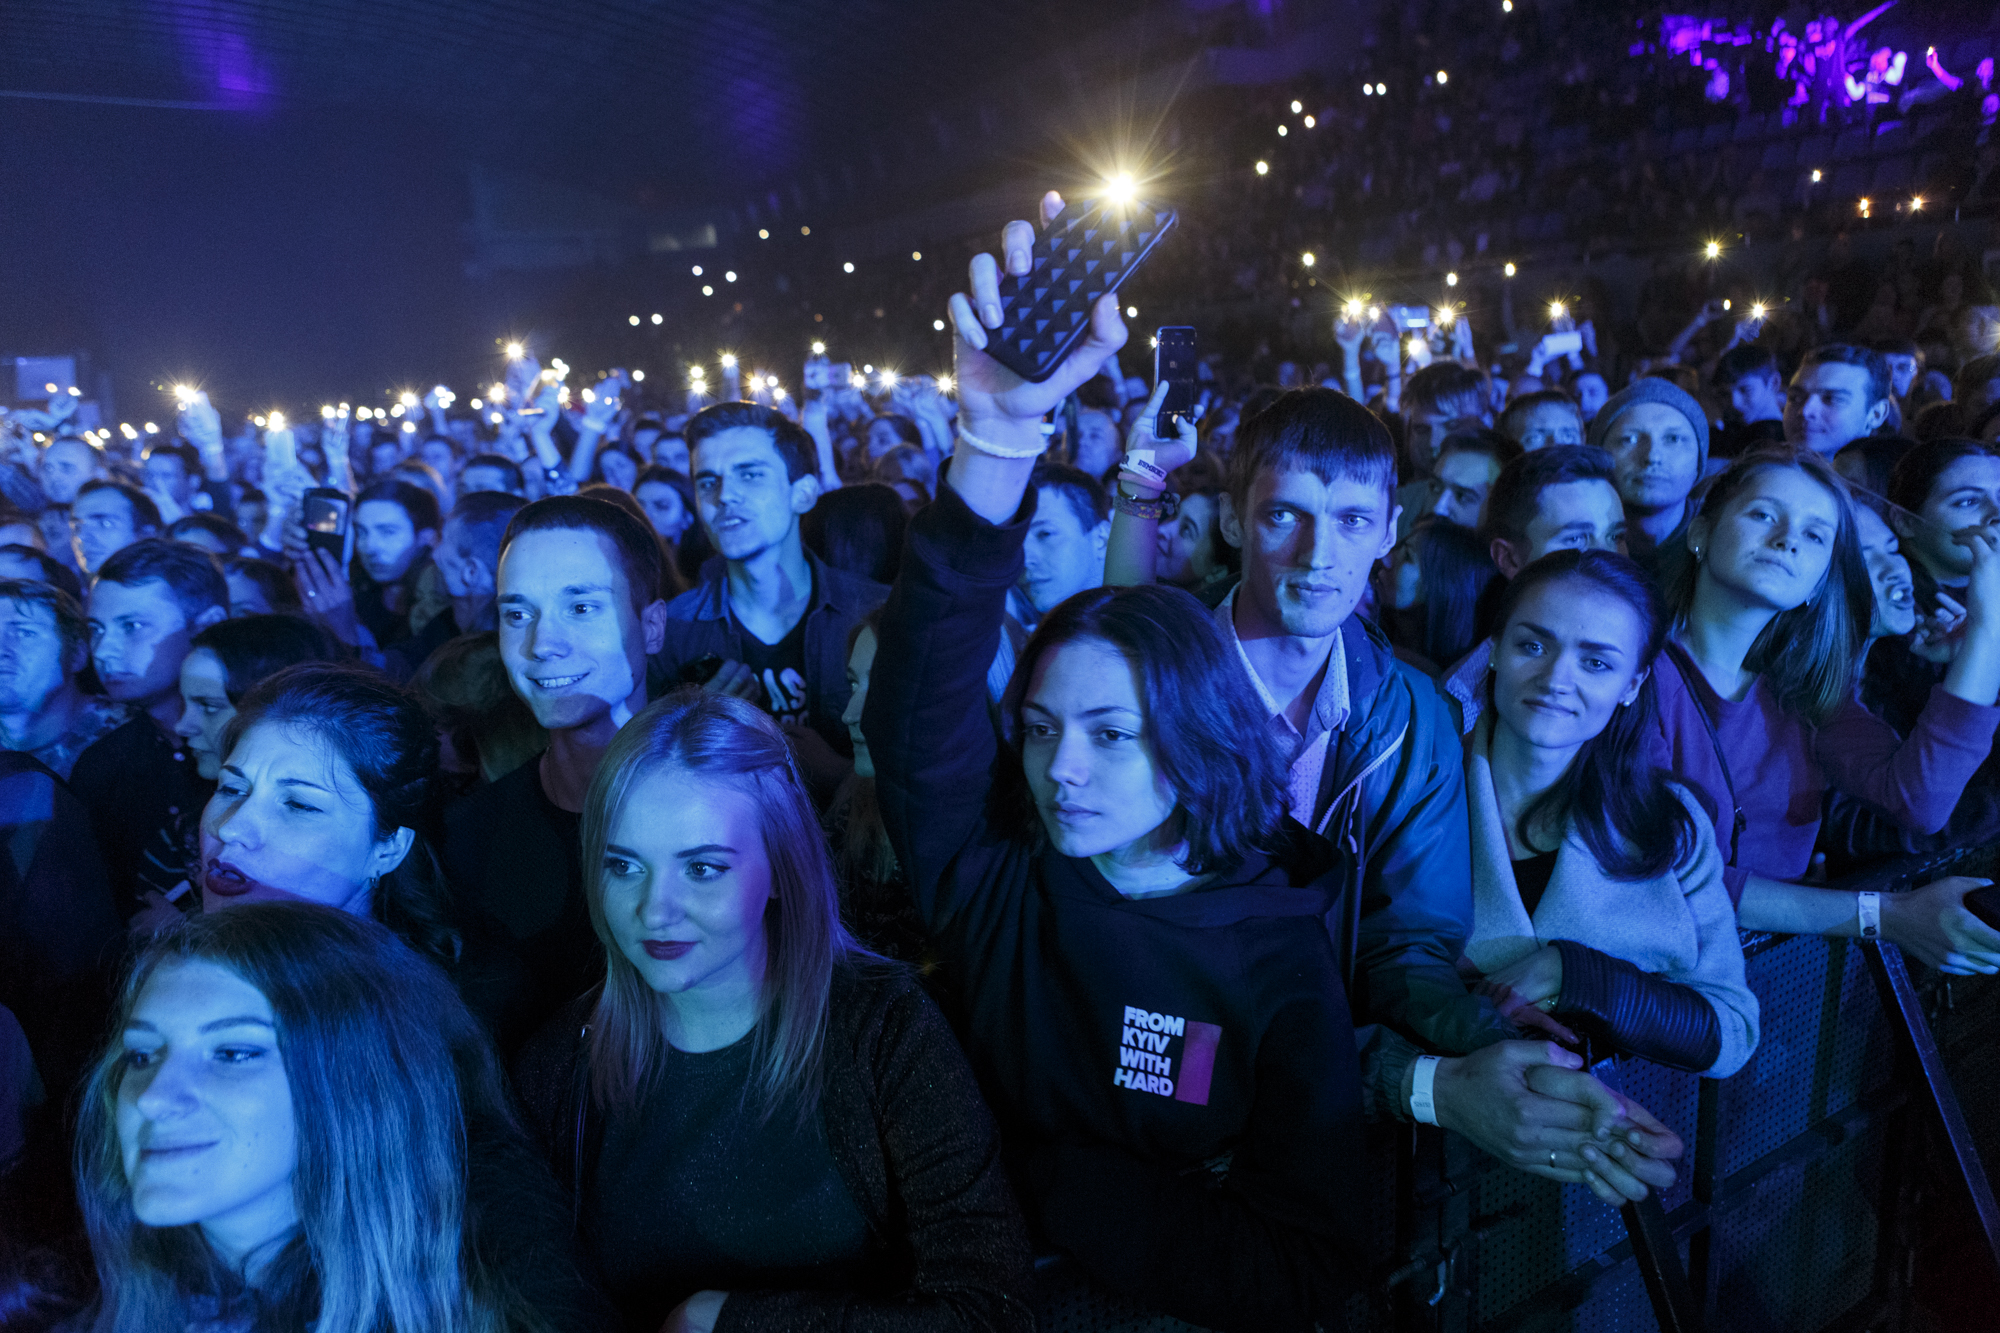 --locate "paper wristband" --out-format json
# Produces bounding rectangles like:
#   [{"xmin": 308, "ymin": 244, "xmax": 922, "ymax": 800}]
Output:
[
  {"xmin": 1121, "ymin": 449, "xmax": 1169, "ymax": 485},
  {"xmin": 1857, "ymin": 890, "xmax": 1881, "ymax": 940},
  {"xmin": 1411, "ymin": 1054, "xmax": 1441, "ymax": 1126}
]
